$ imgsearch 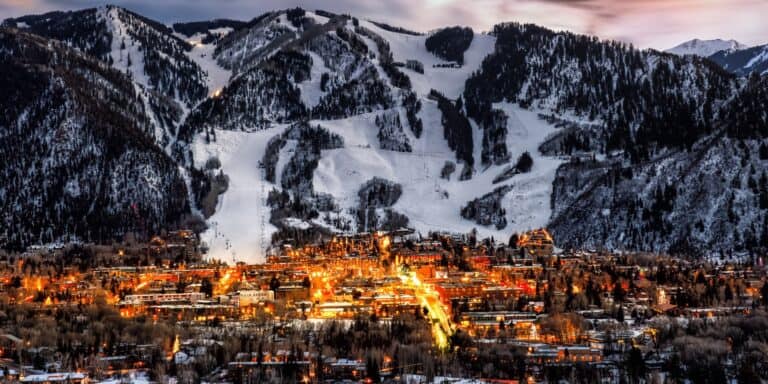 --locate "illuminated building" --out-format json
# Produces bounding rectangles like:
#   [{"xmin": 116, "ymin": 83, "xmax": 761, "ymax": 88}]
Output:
[
  {"xmin": 517, "ymin": 228, "xmax": 554, "ymax": 257},
  {"xmin": 236, "ymin": 289, "xmax": 275, "ymax": 307}
]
